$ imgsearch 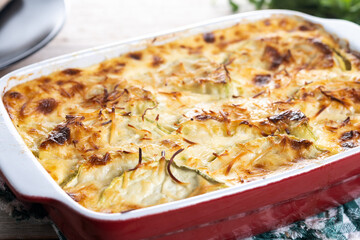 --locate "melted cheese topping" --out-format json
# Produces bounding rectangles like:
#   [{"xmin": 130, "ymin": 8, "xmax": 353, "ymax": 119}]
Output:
[{"xmin": 4, "ymin": 15, "xmax": 360, "ymax": 213}]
